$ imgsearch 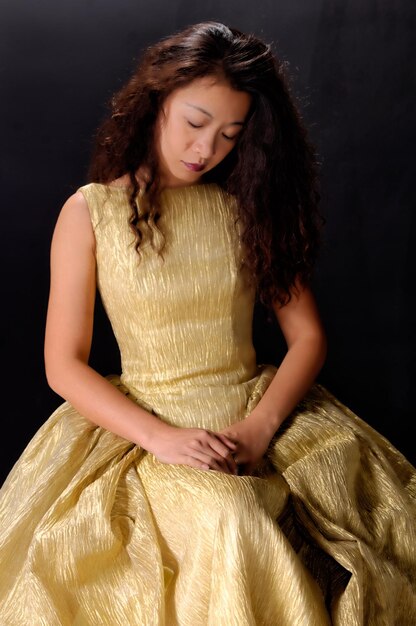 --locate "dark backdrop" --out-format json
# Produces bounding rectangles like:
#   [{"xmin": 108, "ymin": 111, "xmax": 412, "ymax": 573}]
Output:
[{"xmin": 1, "ymin": 0, "xmax": 415, "ymax": 482}]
